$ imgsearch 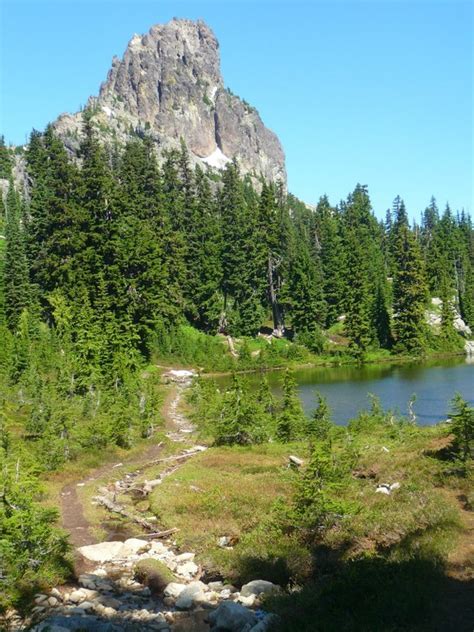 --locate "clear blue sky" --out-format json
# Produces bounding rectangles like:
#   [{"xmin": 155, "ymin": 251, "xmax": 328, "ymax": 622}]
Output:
[{"xmin": 1, "ymin": 0, "xmax": 472, "ymax": 218}]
